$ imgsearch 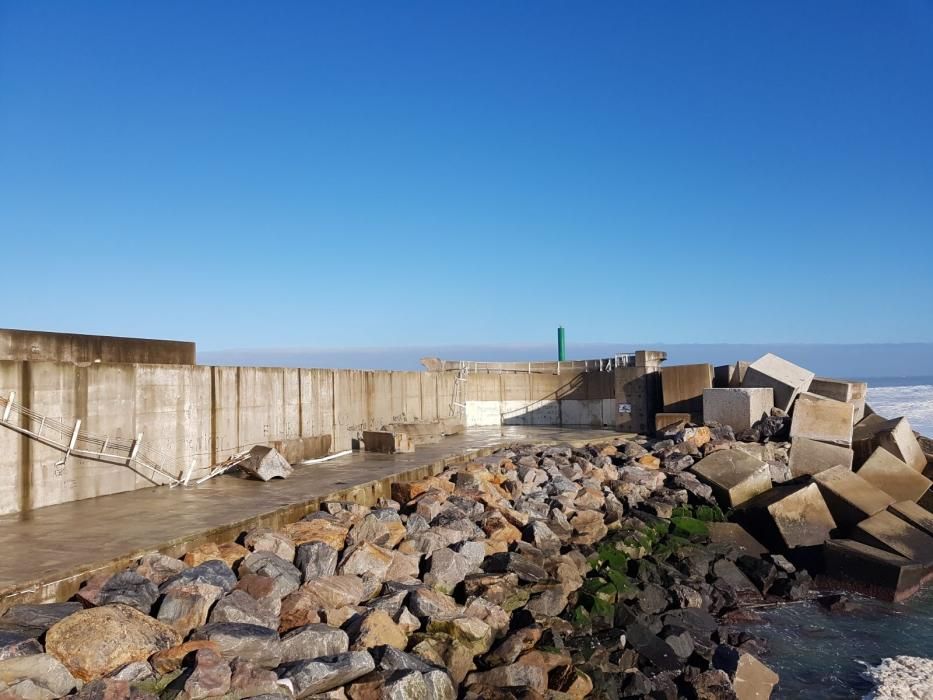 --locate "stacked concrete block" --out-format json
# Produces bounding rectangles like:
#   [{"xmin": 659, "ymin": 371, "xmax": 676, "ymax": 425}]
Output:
[
  {"xmin": 734, "ymin": 483, "xmax": 836, "ymax": 550},
  {"xmin": 852, "ymin": 415, "xmax": 927, "ymax": 471},
  {"xmin": 702, "ymin": 388, "xmax": 774, "ymax": 433},
  {"xmin": 856, "ymin": 447, "xmax": 931, "ymax": 503},
  {"xmin": 660, "ymin": 364, "xmax": 713, "ymax": 421},
  {"xmin": 809, "ymin": 376, "xmax": 868, "ymax": 423},
  {"xmin": 787, "ymin": 437, "xmax": 853, "ymax": 478},
  {"xmin": 691, "ymin": 450, "xmax": 772, "ymax": 507},
  {"xmin": 822, "ymin": 539, "xmax": 928, "ymax": 602},
  {"xmin": 730, "ymin": 361, "xmax": 750, "ymax": 388},
  {"xmin": 854, "ymin": 510, "xmax": 933, "ymax": 564},
  {"xmin": 889, "ymin": 500, "xmax": 933, "ymax": 537},
  {"xmin": 789, "ymin": 393, "xmax": 854, "ymax": 447},
  {"xmin": 812, "ymin": 465, "xmax": 895, "ymax": 528},
  {"xmin": 742, "ymin": 353, "xmax": 814, "ymax": 412}
]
